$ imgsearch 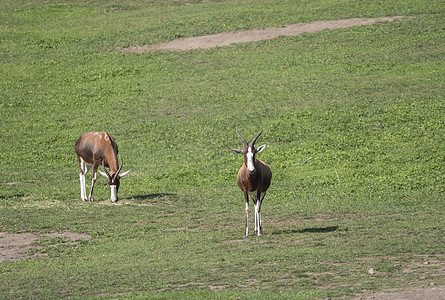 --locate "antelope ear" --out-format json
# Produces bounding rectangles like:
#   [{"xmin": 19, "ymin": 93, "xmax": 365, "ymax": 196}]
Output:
[
  {"xmin": 231, "ymin": 149, "xmax": 243, "ymax": 154},
  {"xmin": 256, "ymin": 144, "xmax": 266, "ymax": 153},
  {"xmin": 98, "ymin": 170, "xmax": 109, "ymax": 178},
  {"xmin": 119, "ymin": 170, "xmax": 130, "ymax": 178}
]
